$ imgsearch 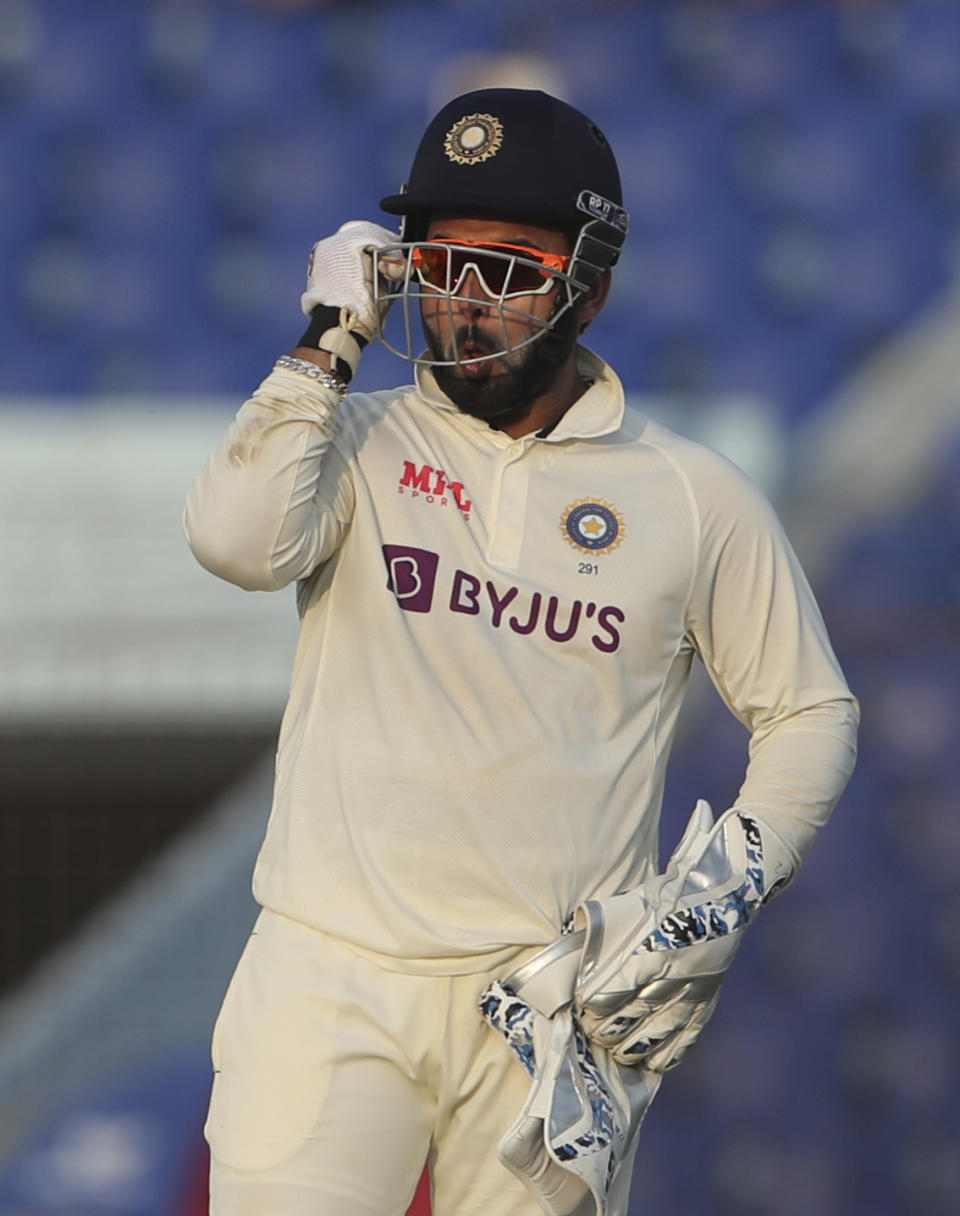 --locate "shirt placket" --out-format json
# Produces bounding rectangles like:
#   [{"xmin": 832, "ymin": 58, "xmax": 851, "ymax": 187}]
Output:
[{"xmin": 485, "ymin": 437, "xmax": 534, "ymax": 570}]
